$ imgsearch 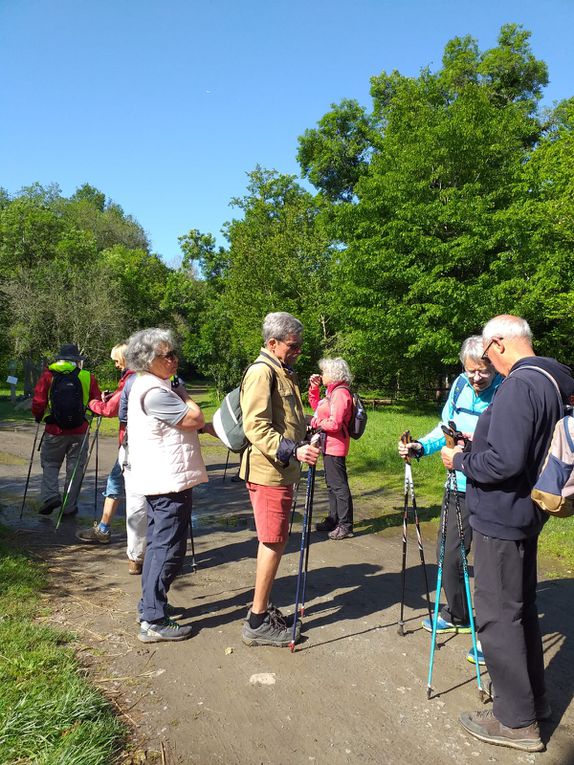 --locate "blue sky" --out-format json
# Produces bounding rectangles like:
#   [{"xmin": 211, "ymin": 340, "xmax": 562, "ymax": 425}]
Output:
[{"xmin": 1, "ymin": 0, "xmax": 572, "ymax": 265}]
